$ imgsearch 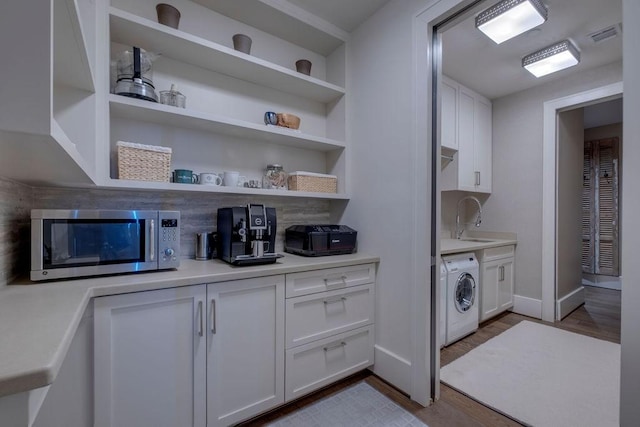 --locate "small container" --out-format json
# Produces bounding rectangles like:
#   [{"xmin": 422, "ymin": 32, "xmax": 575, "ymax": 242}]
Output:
[
  {"xmin": 232, "ymin": 34, "xmax": 252, "ymax": 54},
  {"xmin": 159, "ymin": 84, "xmax": 186, "ymax": 108},
  {"xmin": 262, "ymin": 164, "xmax": 288, "ymax": 190},
  {"xmin": 156, "ymin": 3, "xmax": 181, "ymax": 29}
]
